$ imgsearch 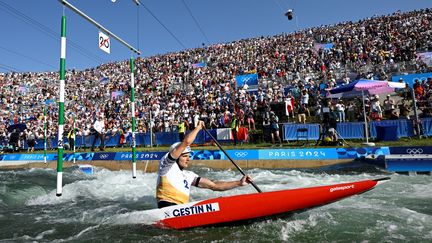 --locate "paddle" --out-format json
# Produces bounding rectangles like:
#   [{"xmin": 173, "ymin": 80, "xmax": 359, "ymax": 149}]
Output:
[{"xmin": 203, "ymin": 127, "xmax": 262, "ymax": 193}]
